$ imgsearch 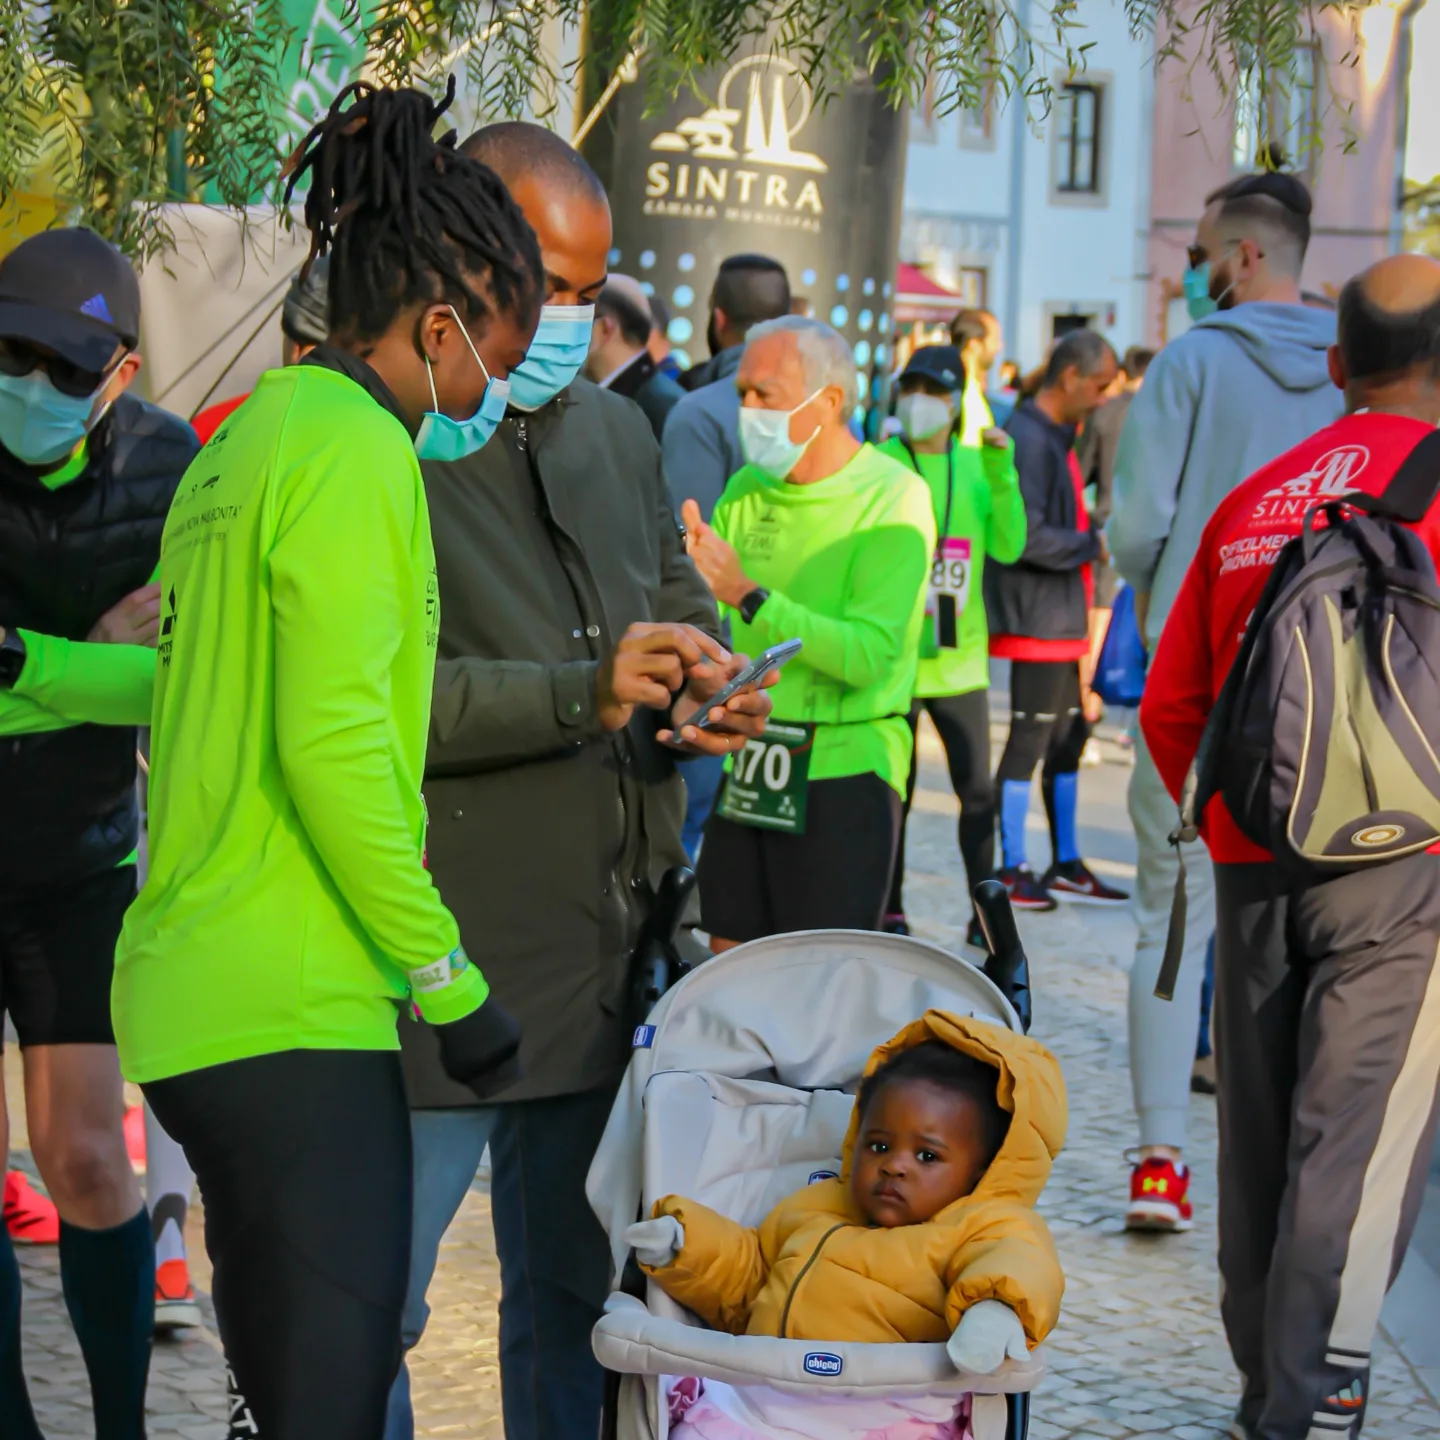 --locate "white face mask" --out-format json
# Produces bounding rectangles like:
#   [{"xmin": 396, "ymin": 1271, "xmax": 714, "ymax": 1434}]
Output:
[
  {"xmin": 896, "ymin": 392, "xmax": 955, "ymax": 442},
  {"xmin": 738, "ymin": 388, "xmax": 825, "ymax": 479}
]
